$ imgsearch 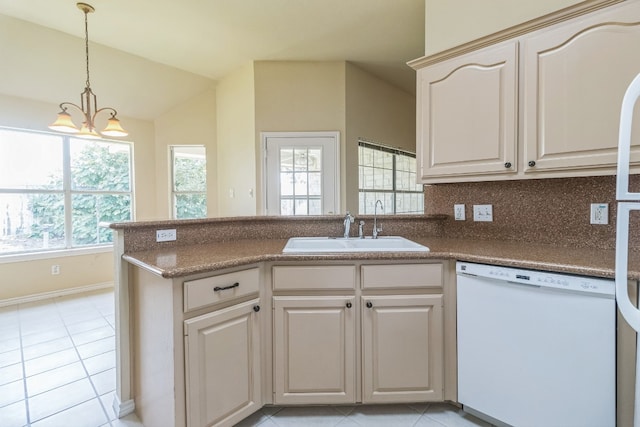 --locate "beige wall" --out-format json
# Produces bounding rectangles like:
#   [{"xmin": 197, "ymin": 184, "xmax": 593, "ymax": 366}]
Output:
[
  {"xmin": 0, "ymin": 93, "xmax": 155, "ymax": 300},
  {"xmin": 216, "ymin": 63, "xmax": 257, "ymax": 217},
  {"xmin": 425, "ymin": 0, "xmax": 585, "ymax": 55},
  {"xmin": 254, "ymin": 61, "xmax": 347, "ymax": 211},
  {"xmin": 345, "ymin": 63, "xmax": 416, "ymax": 213},
  {"xmin": 155, "ymin": 87, "xmax": 217, "ymax": 218}
]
